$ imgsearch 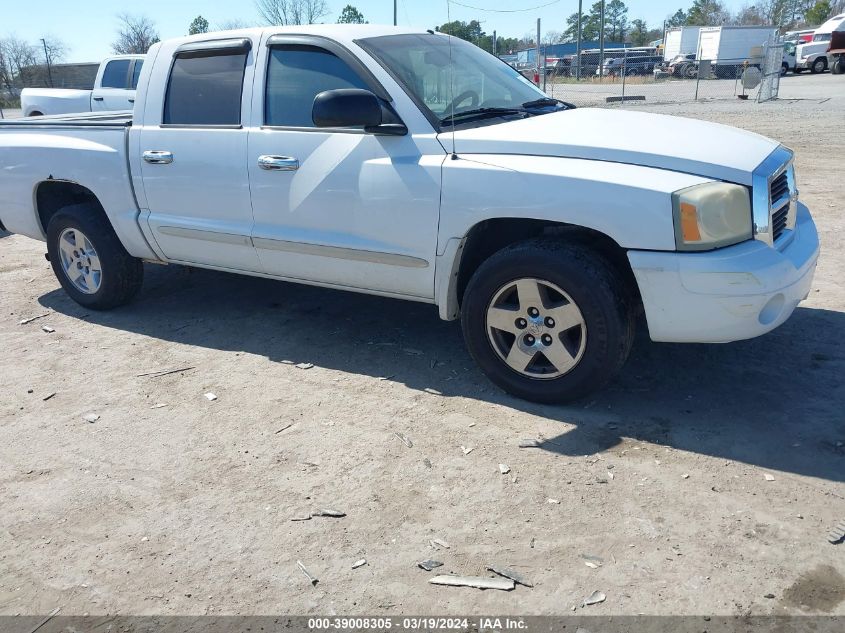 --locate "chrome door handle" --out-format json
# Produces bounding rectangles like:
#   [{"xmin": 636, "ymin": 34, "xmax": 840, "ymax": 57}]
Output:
[
  {"xmin": 258, "ymin": 155, "xmax": 299, "ymax": 171},
  {"xmin": 143, "ymin": 150, "xmax": 174, "ymax": 165}
]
